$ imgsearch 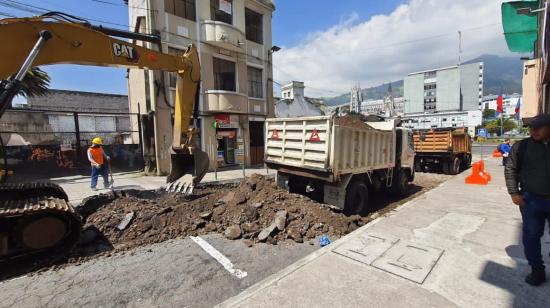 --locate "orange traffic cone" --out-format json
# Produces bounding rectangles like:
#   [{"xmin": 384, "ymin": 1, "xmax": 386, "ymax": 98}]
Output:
[
  {"xmin": 479, "ymin": 160, "xmax": 491, "ymax": 181},
  {"xmin": 492, "ymin": 149, "xmax": 502, "ymax": 158},
  {"xmin": 465, "ymin": 161, "xmax": 490, "ymax": 185}
]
